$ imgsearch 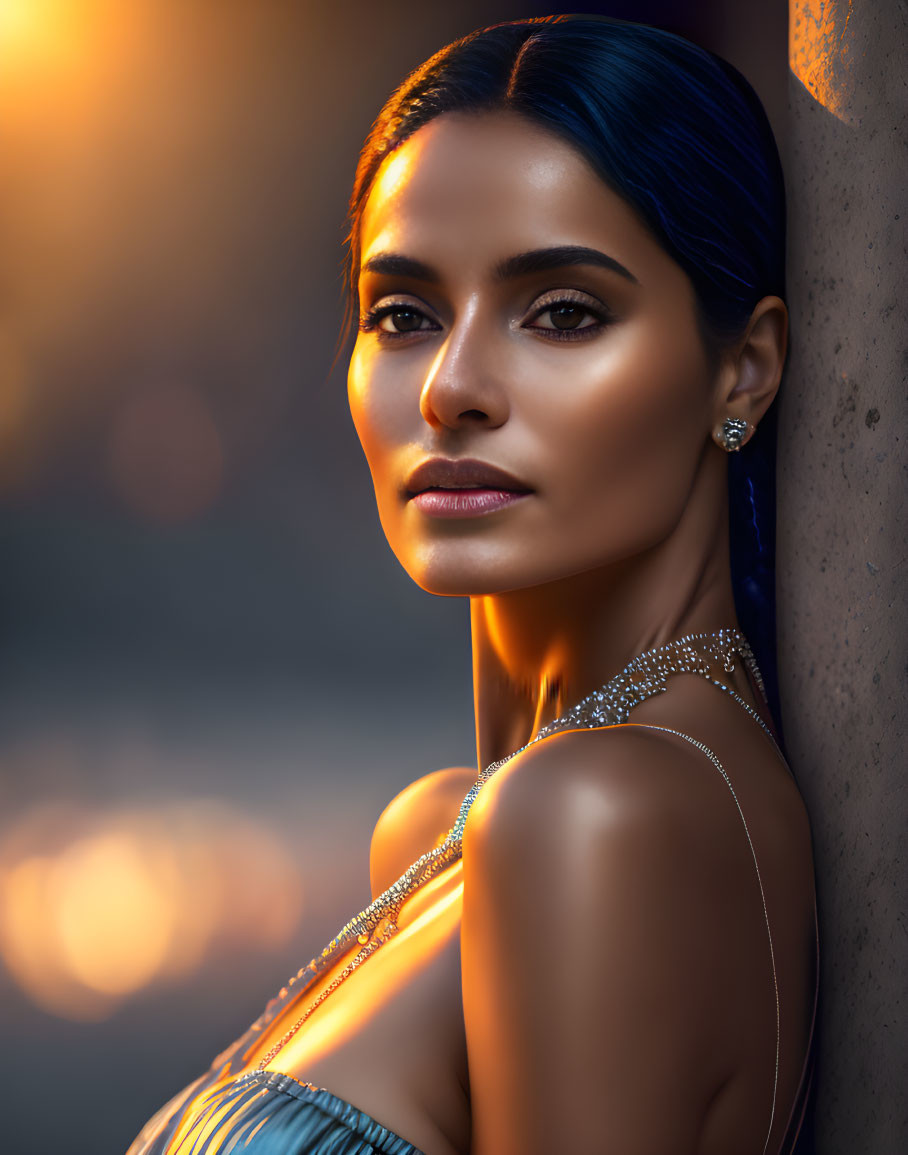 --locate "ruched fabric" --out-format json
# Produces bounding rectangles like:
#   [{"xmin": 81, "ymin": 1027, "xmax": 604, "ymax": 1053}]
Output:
[{"xmin": 134, "ymin": 1069, "xmax": 424, "ymax": 1154}]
